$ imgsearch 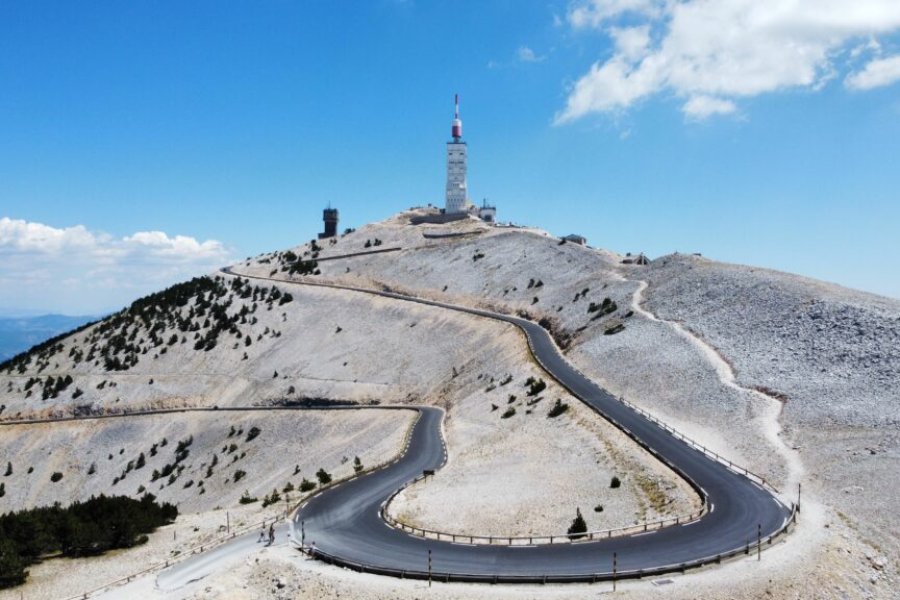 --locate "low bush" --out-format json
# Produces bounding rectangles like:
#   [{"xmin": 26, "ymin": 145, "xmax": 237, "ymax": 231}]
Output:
[
  {"xmin": 610, "ymin": 476, "xmax": 621, "ymax": 488},
  {"xmin": 604, "ymin": 322, "xmax": 625, "ymax": 335},
  {"xmin": 547, "ymin": 399, "xmax": 569, "ymax": 418},
  {"xmin": 316, "ymin": 468, "xmax": 332, "ymax": 485},
  {"xmin": 261, "ymin": 489, "xmax": 281, "ymax": 508},
  {"xmin": 525, "ymin": 377, "xmax": 546, "ymax": 396},
  {"xmin": 299, "ymin": 478, "xmax": 316, "ymax": 492}
]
